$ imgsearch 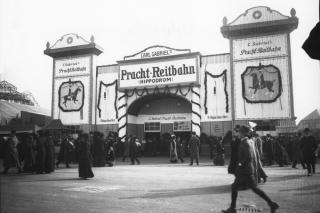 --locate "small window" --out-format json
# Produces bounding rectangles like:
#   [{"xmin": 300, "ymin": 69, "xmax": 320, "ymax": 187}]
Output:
[
  {"xmin": 173, "ymin": 121, "xmax": 191, "ymax": 132},
  {"xmin": 144, "ymin": 122, "xmax": 161, "ymax": 132}
]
